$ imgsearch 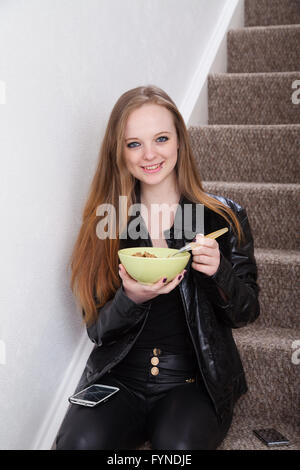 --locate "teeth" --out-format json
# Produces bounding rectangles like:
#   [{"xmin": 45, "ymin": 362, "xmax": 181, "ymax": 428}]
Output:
[{"xmin": 143, "ymin": 163, "xmax": 161, "ymax": 170}]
